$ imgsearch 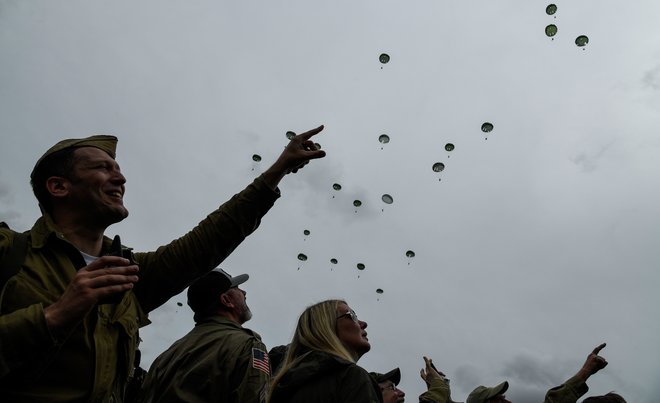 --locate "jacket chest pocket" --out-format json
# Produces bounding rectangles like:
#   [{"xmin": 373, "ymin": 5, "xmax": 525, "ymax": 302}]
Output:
[{"xmin": 106, "ymin": 295, "xmax": 142, "ymax": 377}]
